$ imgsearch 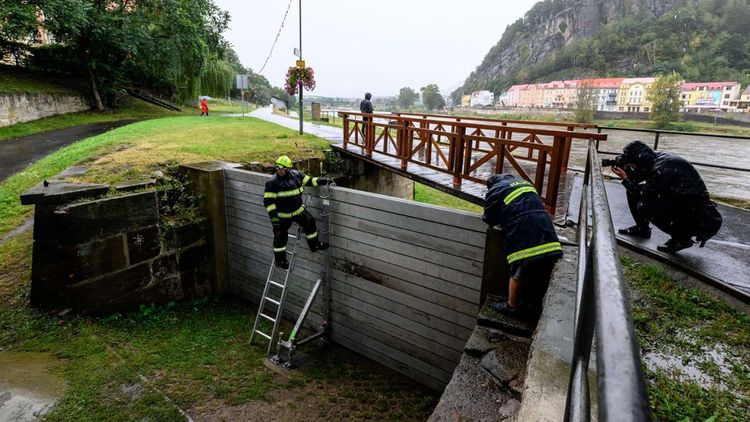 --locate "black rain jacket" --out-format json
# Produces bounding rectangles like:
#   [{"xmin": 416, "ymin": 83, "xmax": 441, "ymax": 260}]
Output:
[
  {"xmin": 263, "ymin": 170, "xmax": 326, "ymax": 222},
  {"xmin": 622, "ymin": 150, "xmax": 710, "ymax": 203},
  {"xmin": 483, "ymin": 174, "xmax": 562, "ymax": 265}
]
